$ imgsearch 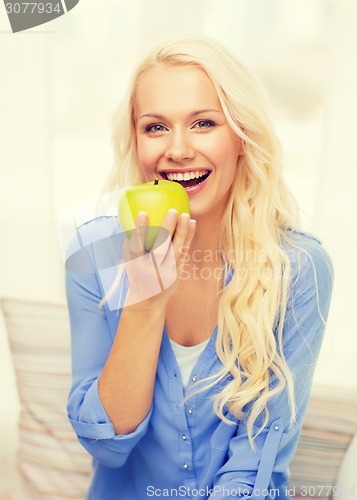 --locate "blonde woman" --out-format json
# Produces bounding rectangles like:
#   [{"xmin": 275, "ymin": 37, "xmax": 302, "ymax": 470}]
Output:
[{"xmin": 66, "ymin": 36, "xmax": 334, "ymax": 499}]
